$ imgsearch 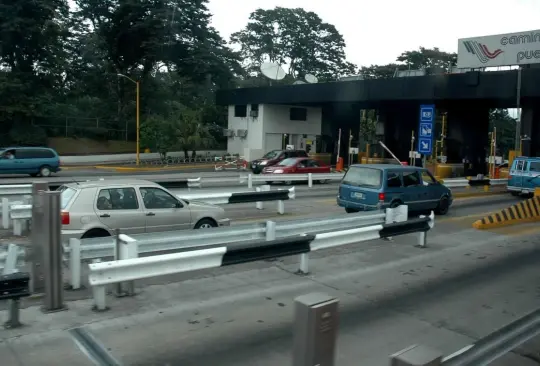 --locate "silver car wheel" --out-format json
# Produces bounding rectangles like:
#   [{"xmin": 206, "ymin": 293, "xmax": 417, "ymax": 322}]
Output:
[{"xmin": 199, "ymin": 223, "xmax": 213, "ymax": 229}]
